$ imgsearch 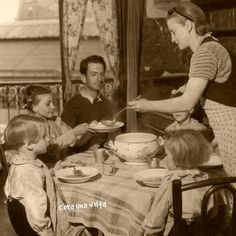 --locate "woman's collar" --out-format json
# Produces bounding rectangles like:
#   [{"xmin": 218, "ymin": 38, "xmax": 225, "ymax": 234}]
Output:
[{"xmin": 195, "ymin": 32, "xmax": 213, "ymax": 51}]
